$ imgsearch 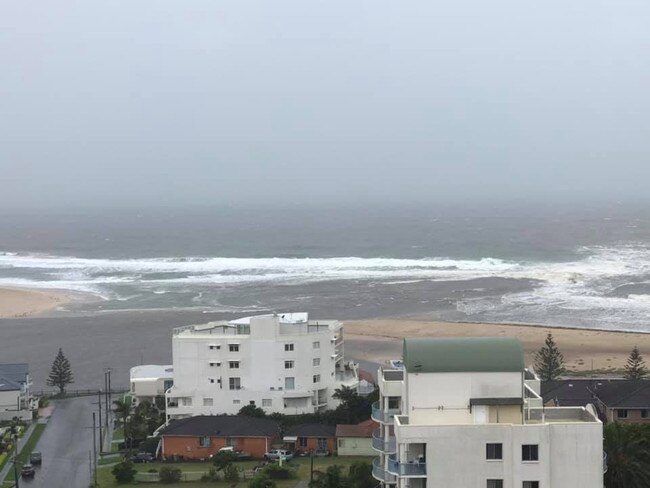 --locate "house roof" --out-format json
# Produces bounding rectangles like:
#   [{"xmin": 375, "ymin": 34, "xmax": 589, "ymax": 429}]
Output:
[
  {"xmin": 403, "ymin": 337, "xmax": 524, "ymax": 373},
  {"xmin": 0, "ymin": 376, "xmax": 22, "ymax": 392},
  {"xmin": 161, "ymin": 415, "xmax": 280, "ymax": 438},
  {"xmin": 0, "ymin": 364, "xmax": 29, "ymax": 385},
  {"xmin": 542, "ymin": 379, "xmax": 650, "ymax": 409},
  {"xmin": 285, "ymin": 423, "xmax": 336, "ymax": 438},
  {"xmin": 336, "ymin": 419, "xmax": 378, "ymax": 438}
]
